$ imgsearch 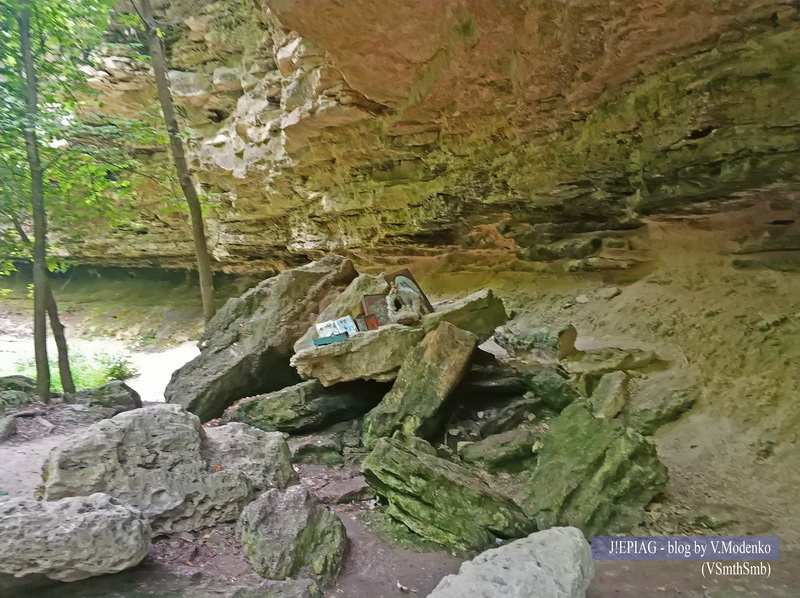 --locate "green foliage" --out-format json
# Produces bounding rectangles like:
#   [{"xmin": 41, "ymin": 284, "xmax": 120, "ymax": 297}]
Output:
[
  {"xmin": 0, "ymin": 0, "xmax": 178, "ymax": 263},
  {"xmin": 14, "ymin": 348, "xmax": 138, "ymax": 392},
  {"xmin": 97, "ymin": 351, "xmax": 138, "ymax": 380}
]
